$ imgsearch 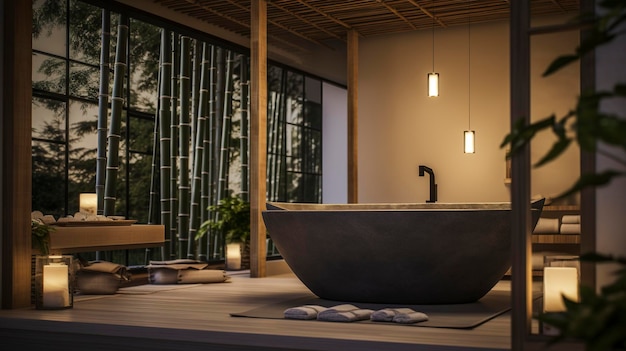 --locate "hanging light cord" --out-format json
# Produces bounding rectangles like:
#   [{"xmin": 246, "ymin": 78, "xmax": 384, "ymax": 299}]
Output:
[
  {"xmin": 467, "ymin": 0, "xmax": 472, "ymax": 130},
  {"xmin": 432, "ymin": 0, "xmax": 435, "ymax": 72}
]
